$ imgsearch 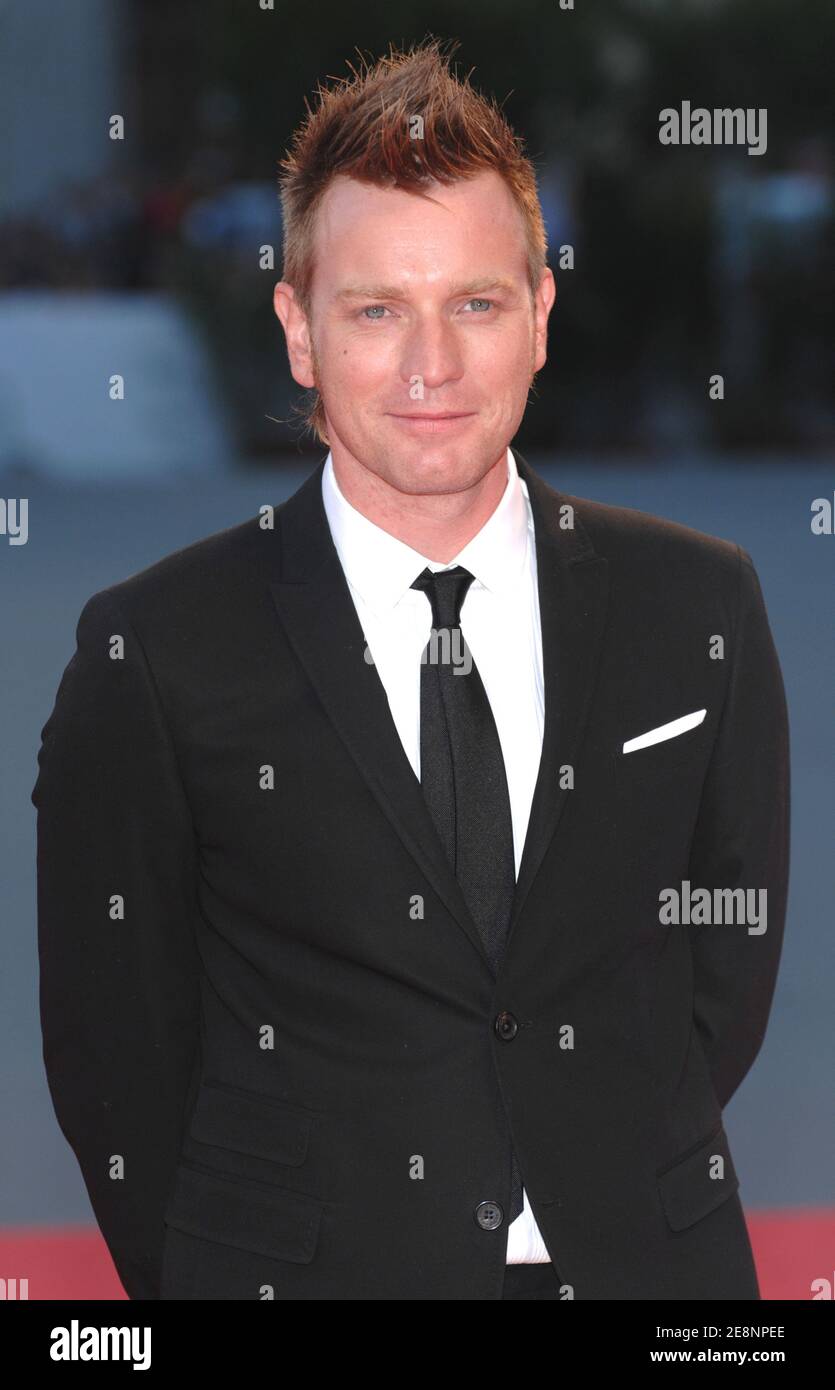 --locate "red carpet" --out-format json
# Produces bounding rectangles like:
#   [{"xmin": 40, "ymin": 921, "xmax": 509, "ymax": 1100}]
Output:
[{"xmin": 1, "ymin": 1210, "xmax": 832, "ymax": 1299}]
